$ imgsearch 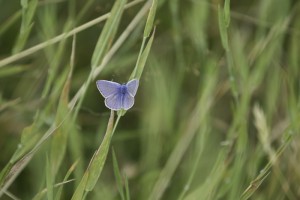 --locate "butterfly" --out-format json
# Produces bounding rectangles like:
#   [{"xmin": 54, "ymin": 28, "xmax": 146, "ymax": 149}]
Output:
[{"xmin": 96, "ymin": 79, "xmax": 139, "ymax": 111}]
